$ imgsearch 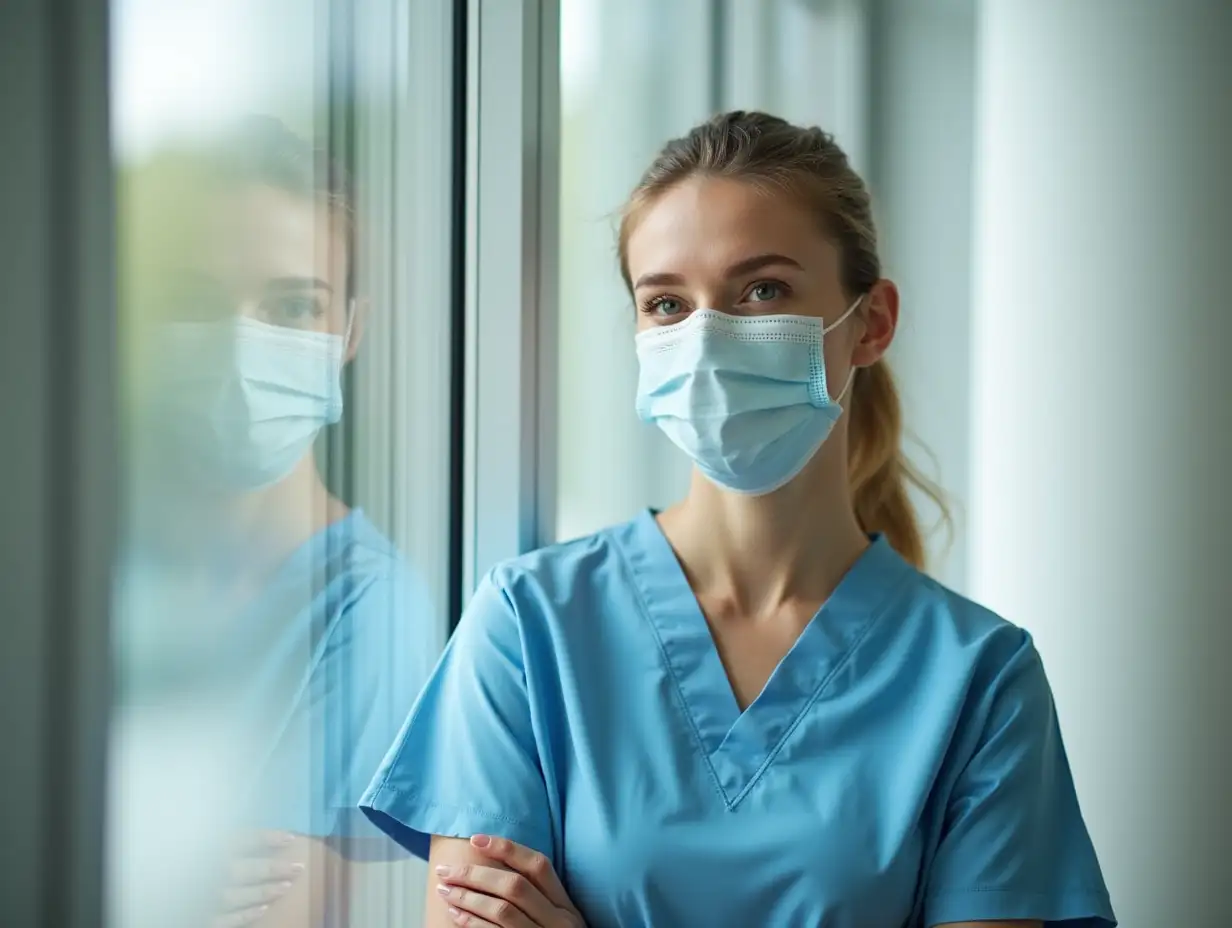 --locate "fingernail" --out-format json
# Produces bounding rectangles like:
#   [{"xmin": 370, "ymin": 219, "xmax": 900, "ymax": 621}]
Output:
[
  {"xmin": 277, "ymin": 881, "xmax": 293, "ymax": 893},
  {"xmin": 448, "ymin": 907, "xmax": 464, "ymax": 922},
  {"xmin": 290, "ymin": 863, "xmax": 305, "ymax": 874},
  {"xmin": 436, "ymin": 883, "xmax": 452, "ymax": 897},
  {"xmin": 470, "ymin": 834, "xmax": 490, "ymax": 848},
  {"xmin": 434, "ymin": 865, "xmax": 452, "ymax": 878},
  {"xmin": 271, "ymin": 832, "xmax": 295, "ymax": 846}
]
